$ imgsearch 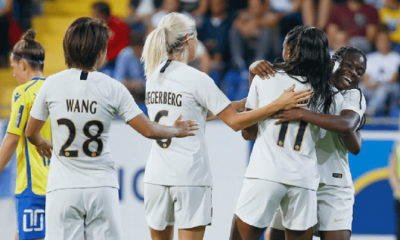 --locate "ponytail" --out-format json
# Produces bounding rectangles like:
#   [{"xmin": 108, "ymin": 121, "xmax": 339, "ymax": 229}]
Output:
[
  {"xmin": 141, "ymin": 12, "xmax": 196, "ymax": 78},
  {"xmin": 141, "ymin": 27, "xmax": 168, "ymax": 78}
]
